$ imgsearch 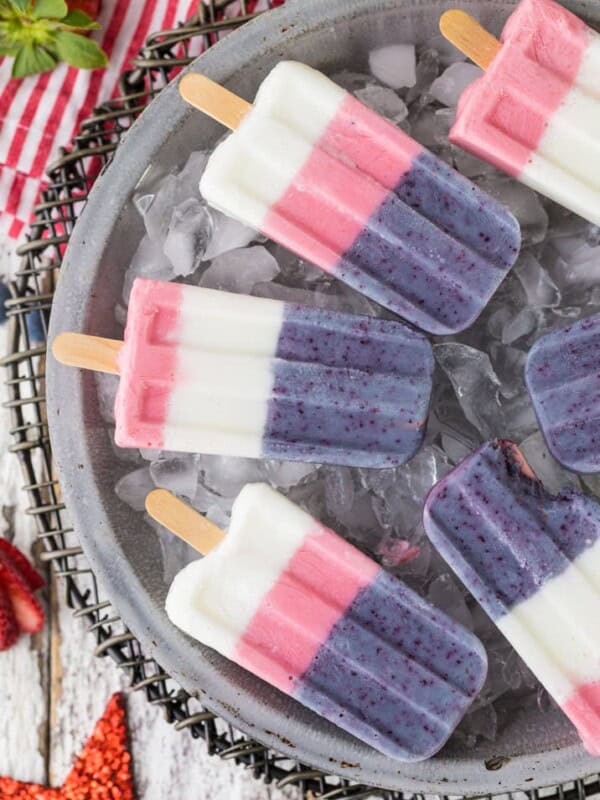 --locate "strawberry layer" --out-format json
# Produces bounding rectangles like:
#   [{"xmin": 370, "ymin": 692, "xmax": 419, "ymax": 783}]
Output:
[
  {"xmin": 563, "ymin": 681, "xmax": 600, "ymax": 756},
  {"xmin": 261, "ymin": 93, "xmax": 421, "ymax": 273},
  {"xmin": 234, "ymin": 522, "xmax": 378, "ymax": 692},
  {"xmin": 450, "ymin": 0, "xmax": 588, "ymax": 176},
  {"xmin": 115, "ymin": 279, "xmax": 182, "ymax": 450}
]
